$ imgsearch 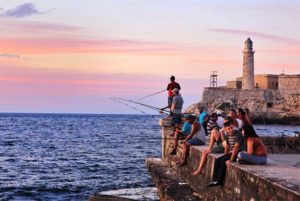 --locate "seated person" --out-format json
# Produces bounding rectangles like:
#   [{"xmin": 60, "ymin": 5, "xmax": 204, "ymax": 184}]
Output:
[
  {"xmin": 206, "ymin": 113, "xmax": 219, "ymax": 137},
  {"xmin": 192, "ymin": 117, "xmax": 234, "ymax": 176},
  {"xmin": 237, "ymin": 124, "xmax": 267, "ymax": 165},
  {"xmin": 177, "ymin": 115, "xmax": 206, "ymax": 166},
  {"xmin": 228, "ymin": 109, "xmax": 242, "ymax": 130},
  {"xmin": 208, "ymin": 121, "xmax": 246, "ymax": 187},
  {"xmin": 169, "ymin": 115, "xmax": 193, "ymax": 155}
]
